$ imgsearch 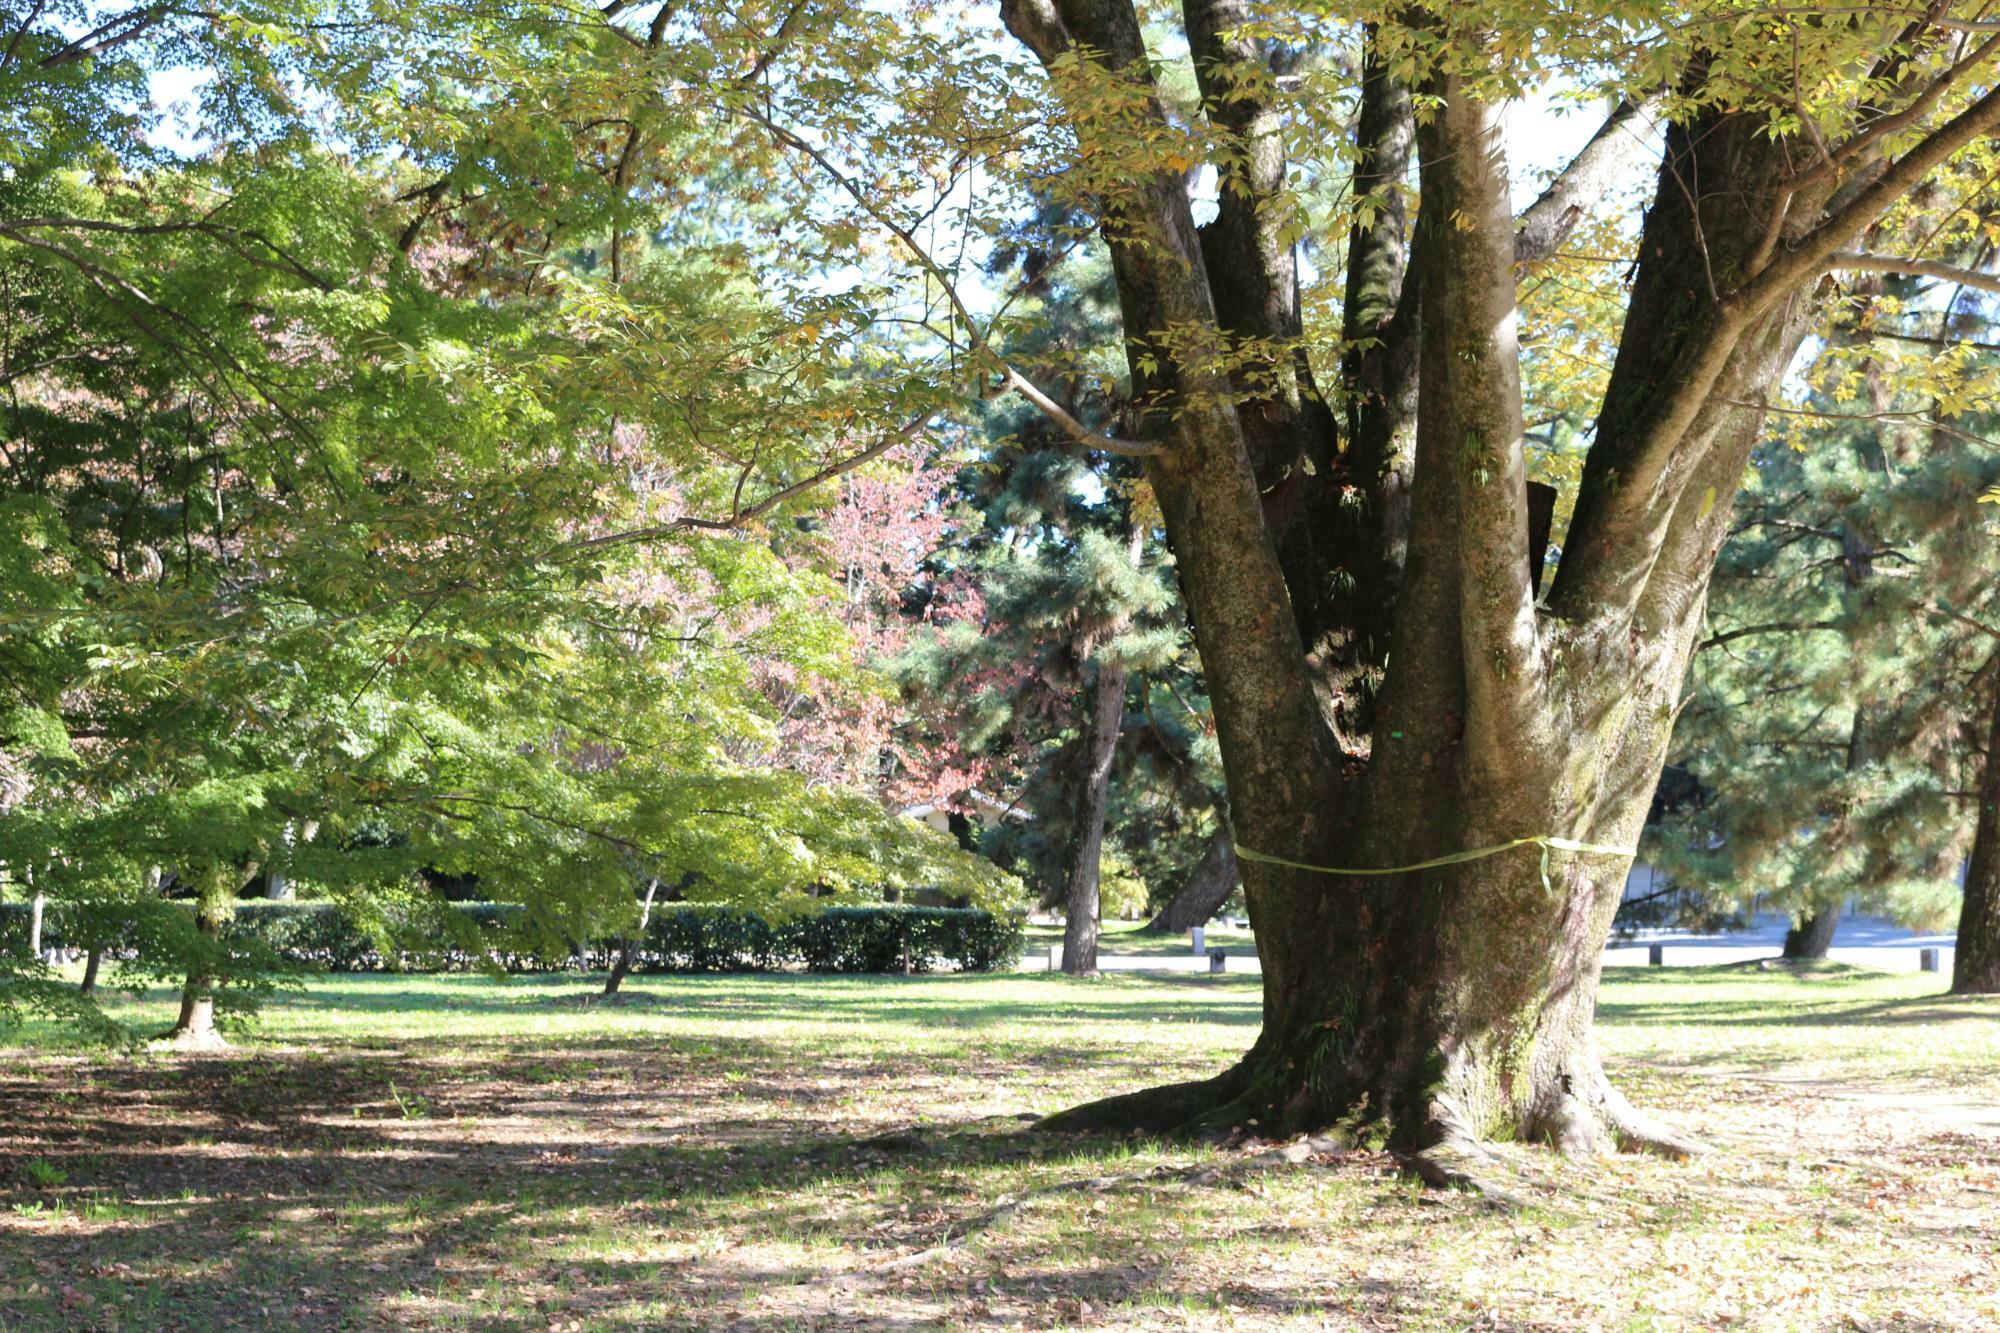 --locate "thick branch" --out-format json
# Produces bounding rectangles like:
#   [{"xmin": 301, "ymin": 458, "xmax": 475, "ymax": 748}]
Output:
[
  {"xmin": 1514, "ymin": 98, "xmax": 1661, "ymax": 265},
  {"xmin": 1412, "ymin": 78, "xmax": 1541, "ymax": 772}
]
